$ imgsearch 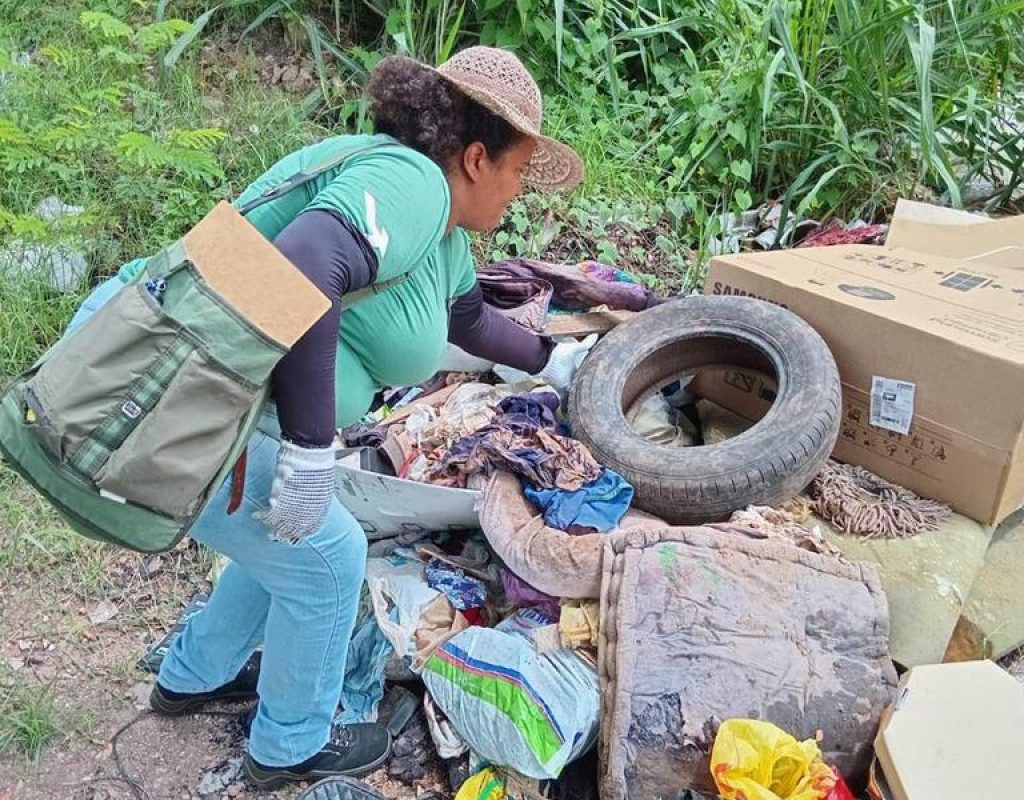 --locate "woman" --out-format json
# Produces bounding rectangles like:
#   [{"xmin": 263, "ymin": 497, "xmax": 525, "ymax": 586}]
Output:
[{"xmin": 70, "ymin": 47, "xmax": 589, "ymax": 788}]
